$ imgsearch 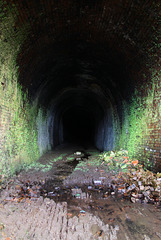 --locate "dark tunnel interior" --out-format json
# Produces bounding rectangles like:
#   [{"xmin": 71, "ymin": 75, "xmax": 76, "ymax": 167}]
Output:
[
  {"xmin": 51, "ymin": 89, "xmax": 108, "ymax": 150},
  {"xmin": 1, "ymin": 2, "xmax": 161, "ymax": 236},
  {"xmin": 25, "ymin": 42, "xmax": 128, "ymax": 151},
  {"xmin": 62, "ymin": 106, "xmax": 95, "ymax": 147},
  {"xmin": 0, "ymin": 0, "xmax": 160, "ymax": 172}
]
